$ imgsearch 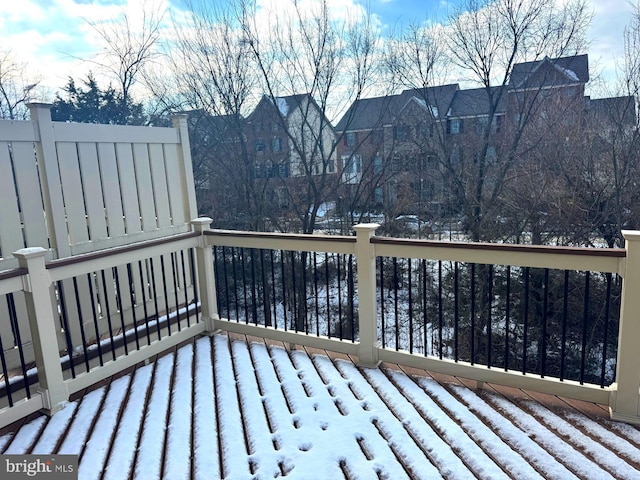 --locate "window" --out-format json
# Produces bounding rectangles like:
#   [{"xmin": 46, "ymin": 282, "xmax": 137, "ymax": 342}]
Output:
[
  {"xmin": 271, "ymin": 137, "xmax": 282, "ymax": 152},
  {"xmin": 447, "ymin": 118, "xmax": 463, "ymax": 134},
  {"xmin": 342, "ymin": 154, "xmax": 362, "ymax": 184},
  {"xmin": 272, "ymin": 122, "xmax": 280, "ymax": 131},
  {"xmin": 255, "ymin": 139, "xmax": 265, "ymax": 152},
  {"xmin": 373, "ymin": 156, "xmax": 383, "ymax": 174},
  {"xmin": 253, "ymin": 162, "xmax": 262, "ymax": 178},
  {"xmin": 477, "ymin": 116, "xmax": 502, "ymax": 134},
  {"xmin": 450, "ymin": 144, "xmax": 461, "ymax": 164},
  {"xmin": 374, "ymin": 187, "xmax": 383, "ymax": 204},
  {"xmin": 476, "ymin": 117, "xmax": 488, "ymax": 134},
  {"xmin": 265, "ymin": 160, "xmax": 274, "ymax": 178},
  {"xmin": 345, "ymin": 131, "xmax": 357, "ymax": 147},
  {"xmin": 394, "ymin": 125, "xmax": 408, "ymax": 141},
  {"xmin": 485, "ymin": 146, "xmax": 497, "ymax": 163},
  {"xmin": 314, "ymin": 157, "xmax": 338, "ymax": 175}
]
